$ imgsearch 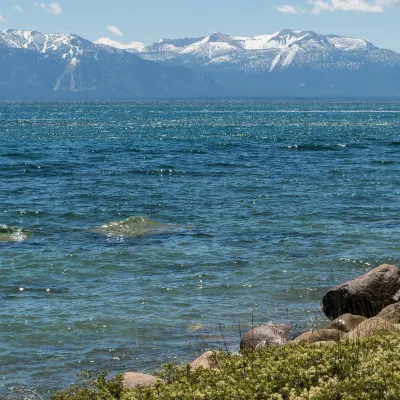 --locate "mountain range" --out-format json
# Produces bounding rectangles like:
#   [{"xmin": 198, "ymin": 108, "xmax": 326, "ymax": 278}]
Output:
[
  {"xmin": 1, "ymin": 28, "xmax": 400, "ymax": 99},
  {"xmin": 0, "ymin": 30, "xmax": 218, "ymax": 100}
]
